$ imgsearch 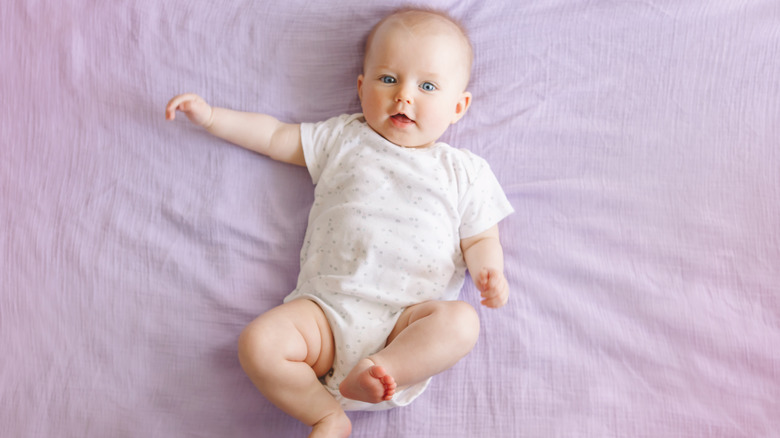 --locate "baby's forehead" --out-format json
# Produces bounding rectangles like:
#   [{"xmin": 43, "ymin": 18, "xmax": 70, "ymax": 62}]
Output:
[
  {"xmin": 368, "ymin": 11, "xmax": 473, "ymax": 69},
  {"xmin": 379, "ymin": 11, "xmax": 466, "ymax": 45}
]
